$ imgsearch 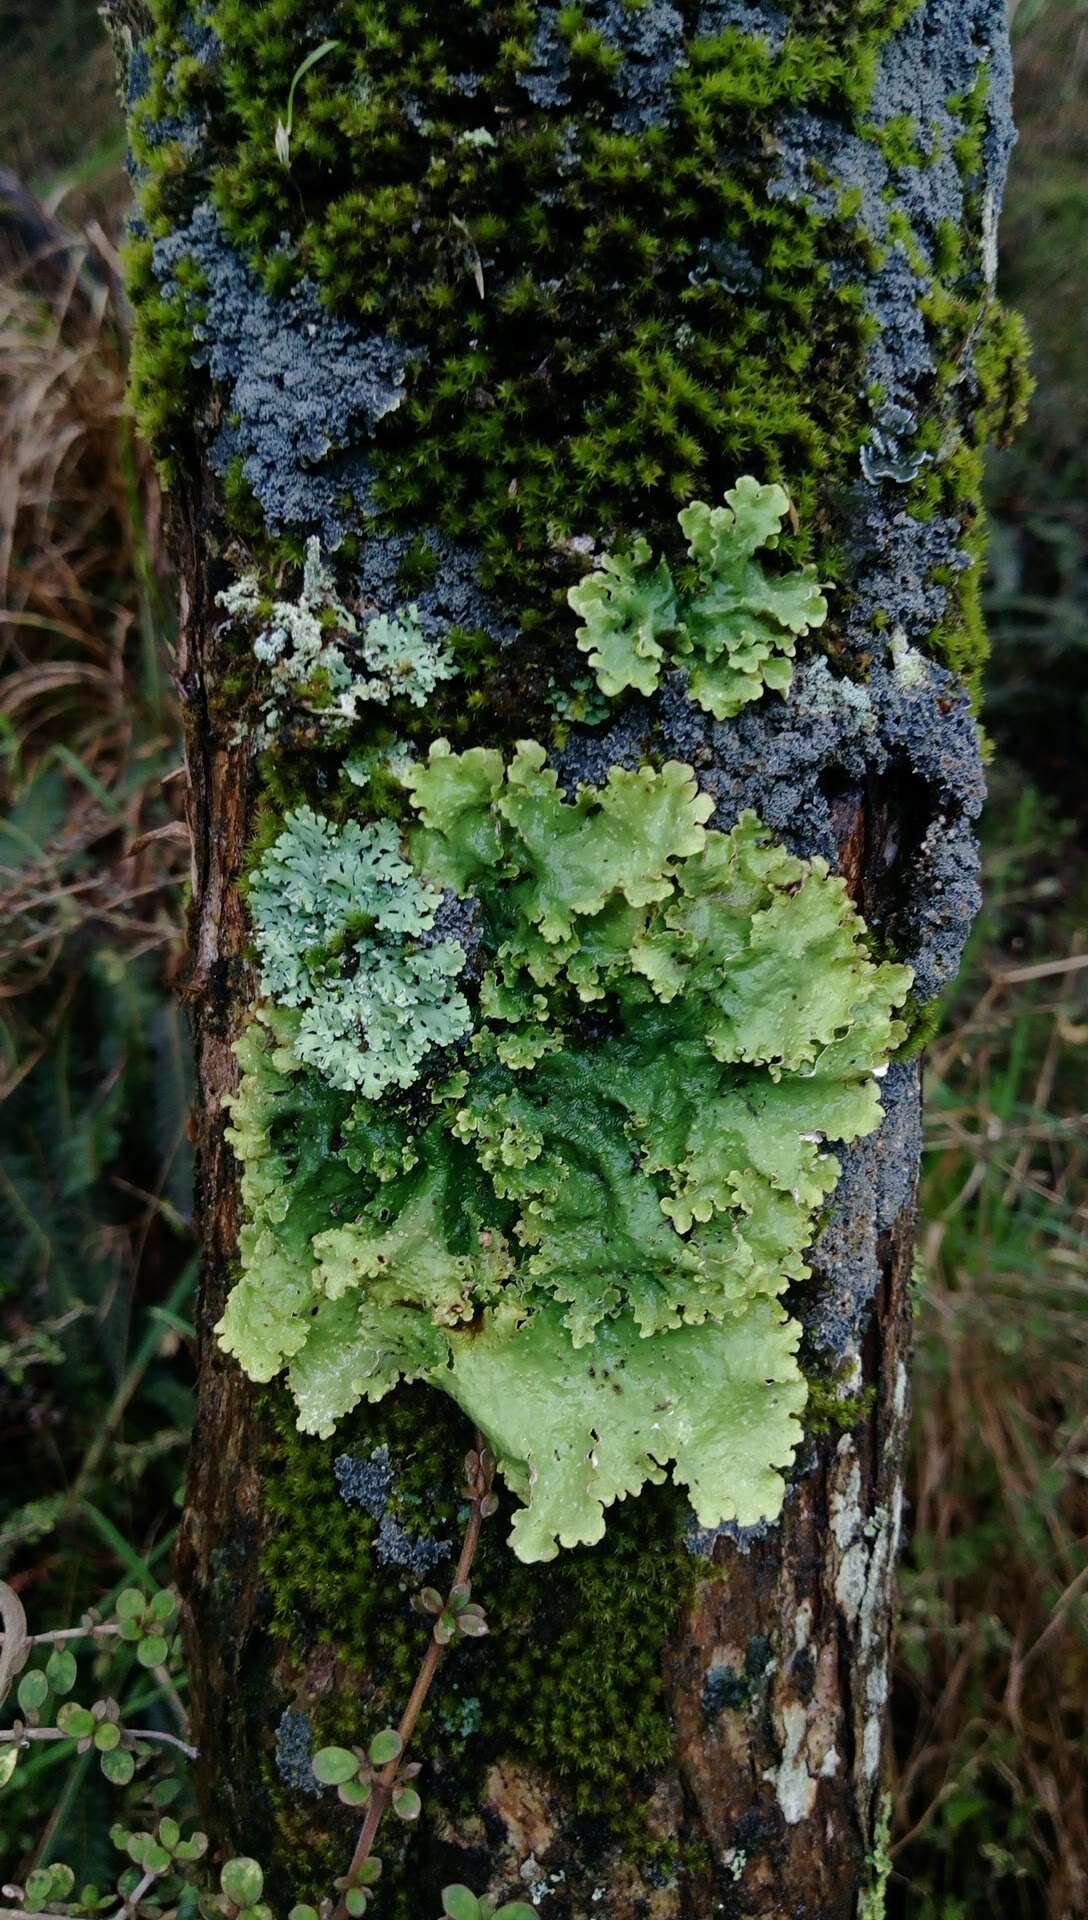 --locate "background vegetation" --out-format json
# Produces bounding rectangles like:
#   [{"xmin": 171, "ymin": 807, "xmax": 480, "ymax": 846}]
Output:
[{"xmin": 0, "ymin": 1, "xmax": 1085, "ymax": 1913}]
